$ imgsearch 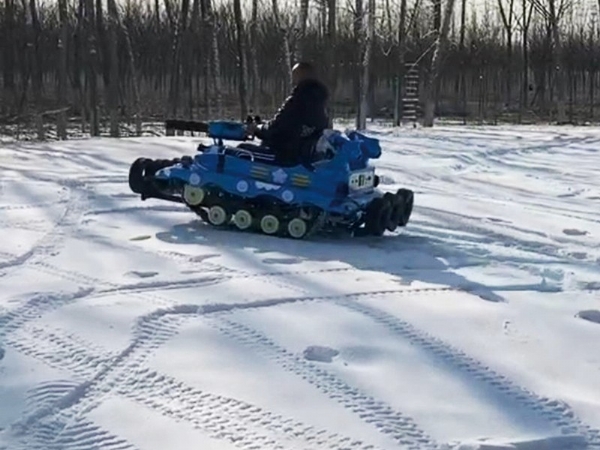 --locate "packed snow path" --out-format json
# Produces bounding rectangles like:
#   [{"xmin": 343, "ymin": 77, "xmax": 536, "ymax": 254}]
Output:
[{"xmin": 1, "ymin": 125, "xmax": 599, "ymax": 450}]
